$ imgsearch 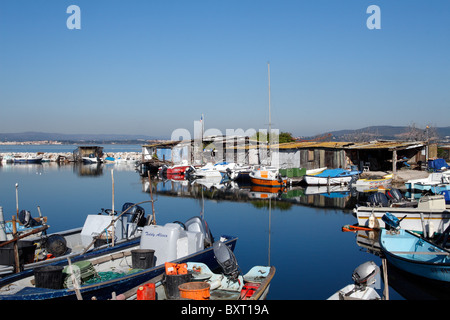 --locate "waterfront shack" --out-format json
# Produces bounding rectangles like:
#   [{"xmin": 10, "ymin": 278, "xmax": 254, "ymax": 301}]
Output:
[
  {"xmin": 72, "ymin": 146, "xmax": 104, "ymax": 162},
  {"xmin": 274, "ymin": 140, "xmax": 427, "ymax": 177}
]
